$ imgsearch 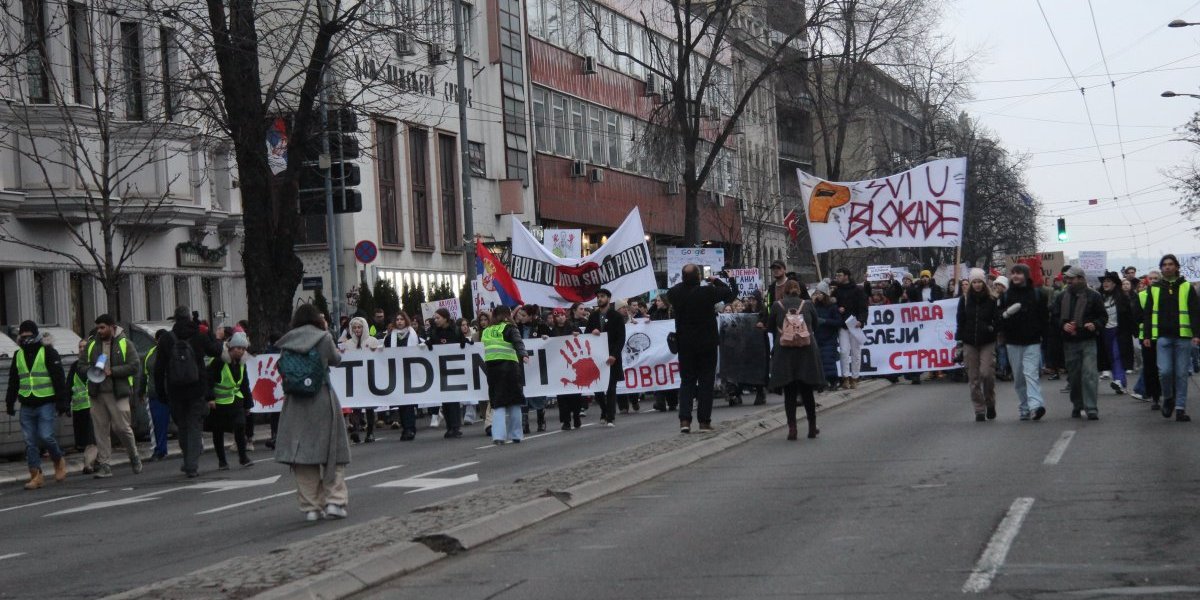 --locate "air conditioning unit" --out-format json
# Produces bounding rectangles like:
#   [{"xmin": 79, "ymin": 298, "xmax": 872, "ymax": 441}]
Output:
[
  {"xmin": 395, "ymin": 33, "xmax": 415, "ymax": 56},
  {"xmin": 570, "ymin": 159, "xmax": 587, "ymax": 177},
  {"xmin": 583, "ymin": 56, "xmax": 598, "ymax": 74},
  {"xmin": 665, "ymin": 181, "xmax": 680, "ymax": 195},
  {"xmin": 644, "ymin": 74, "xmax": 659, "ymax": 96},
  {"xmin": 588, "ymin": 168, "xmax": 604, "ymax": 183},
  {"xmin": 428, "ymin": 44, "xmax": 447, "ymax": 65}
]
